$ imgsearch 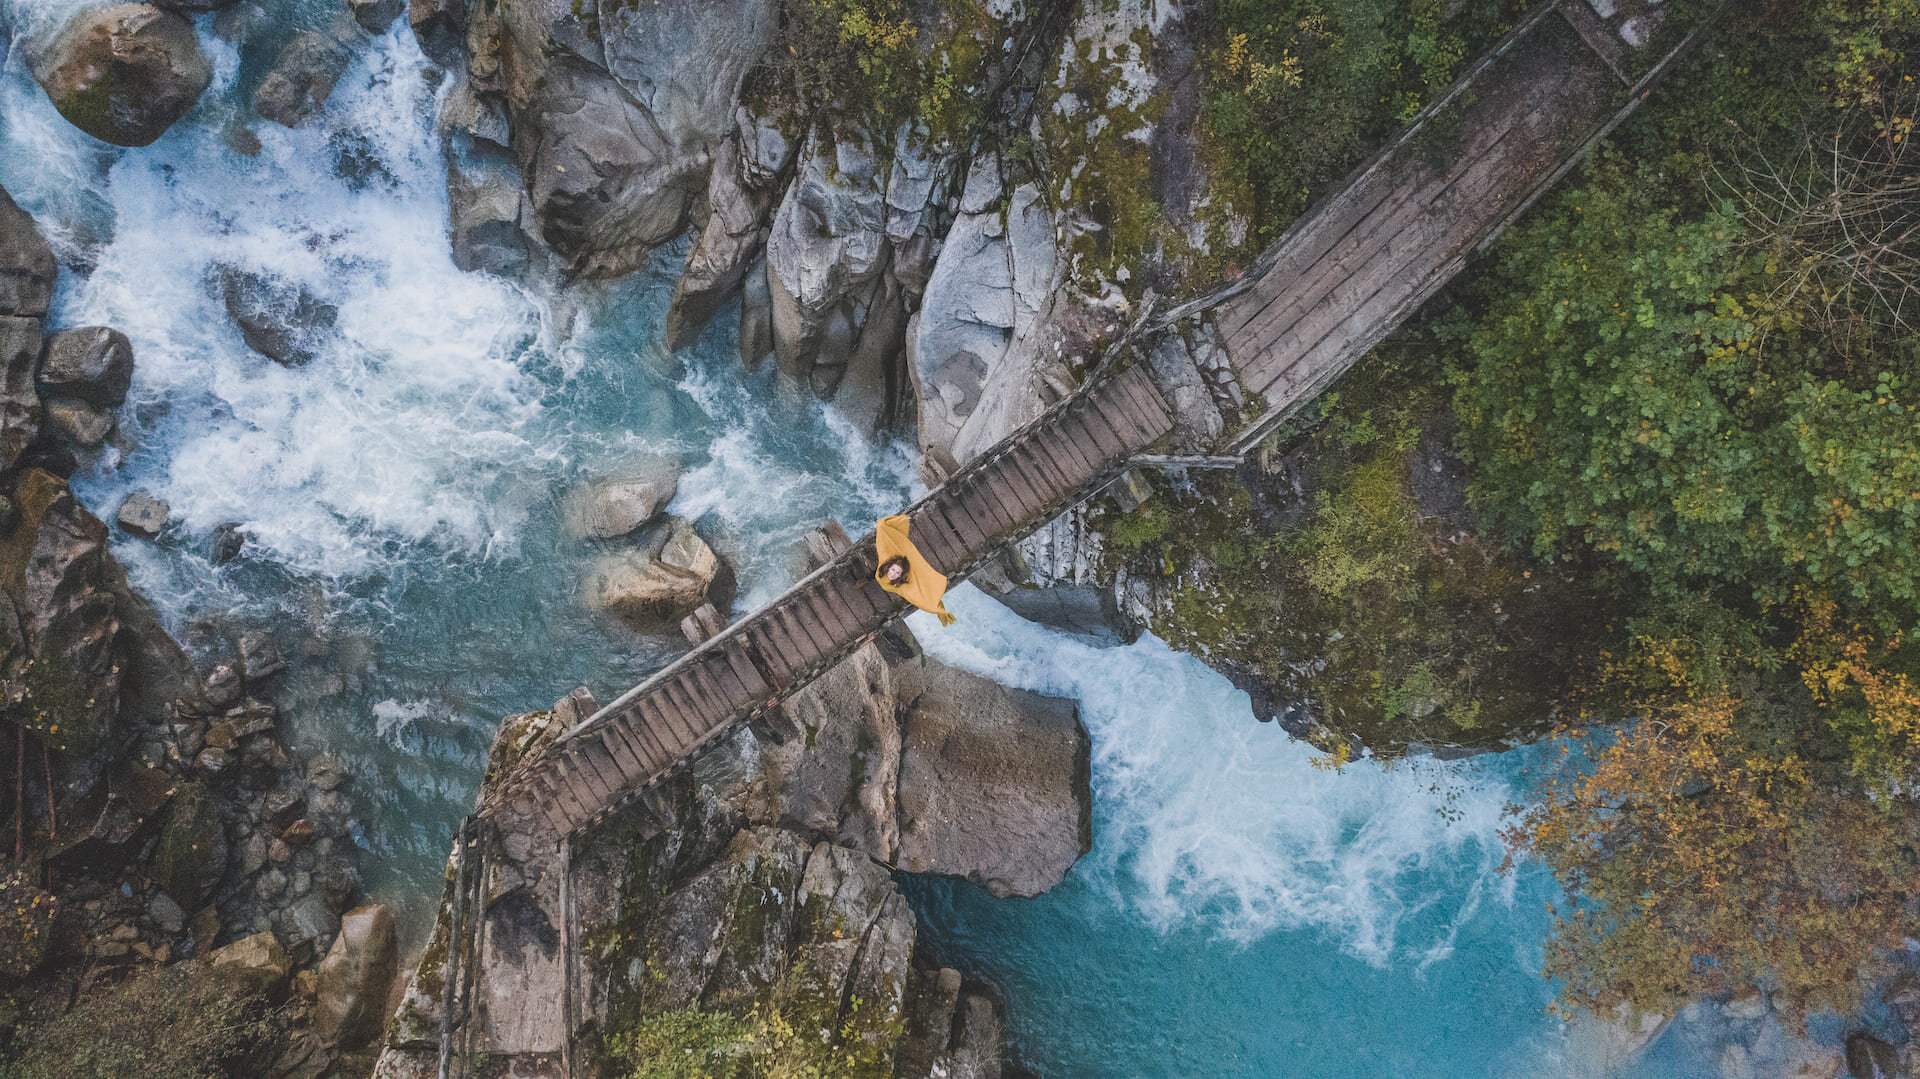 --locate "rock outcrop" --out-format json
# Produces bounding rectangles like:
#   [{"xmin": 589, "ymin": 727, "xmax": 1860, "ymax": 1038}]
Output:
[
  {"xmin": 217, "ymin": 267, "xmax": 339, "ymax": 367},
  {"xmin": 313, "ymin": 904, "xmax": 398, "ymax": 1049},
  {"xmin": 376, "ymin": 523, "xmax": 1084, "ymax": 1075},
  {"xmin": 726, "ymin": 619, "xmax": 1091, "ymax": 898},
  {"xmin": 38, "ymin": 327, "xmax": 134, "ymax": 408},
  {"xmin": 27, "ymin": 4, "xmax": 214, "ymax": 148},
  {"xmin": 562, "ymin": 455, "xmax": 680, "ymax": 541},
  {"xmin": 254, "ymin": 28, "xmax": 355, "ymax": 128},
  {"xmin": 0, "ymin": 186, "xmax": 56, "ymax": 319},
  {"xmin": 586, "ymin": 515, "xmax": 731, "ymax": 630}
]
